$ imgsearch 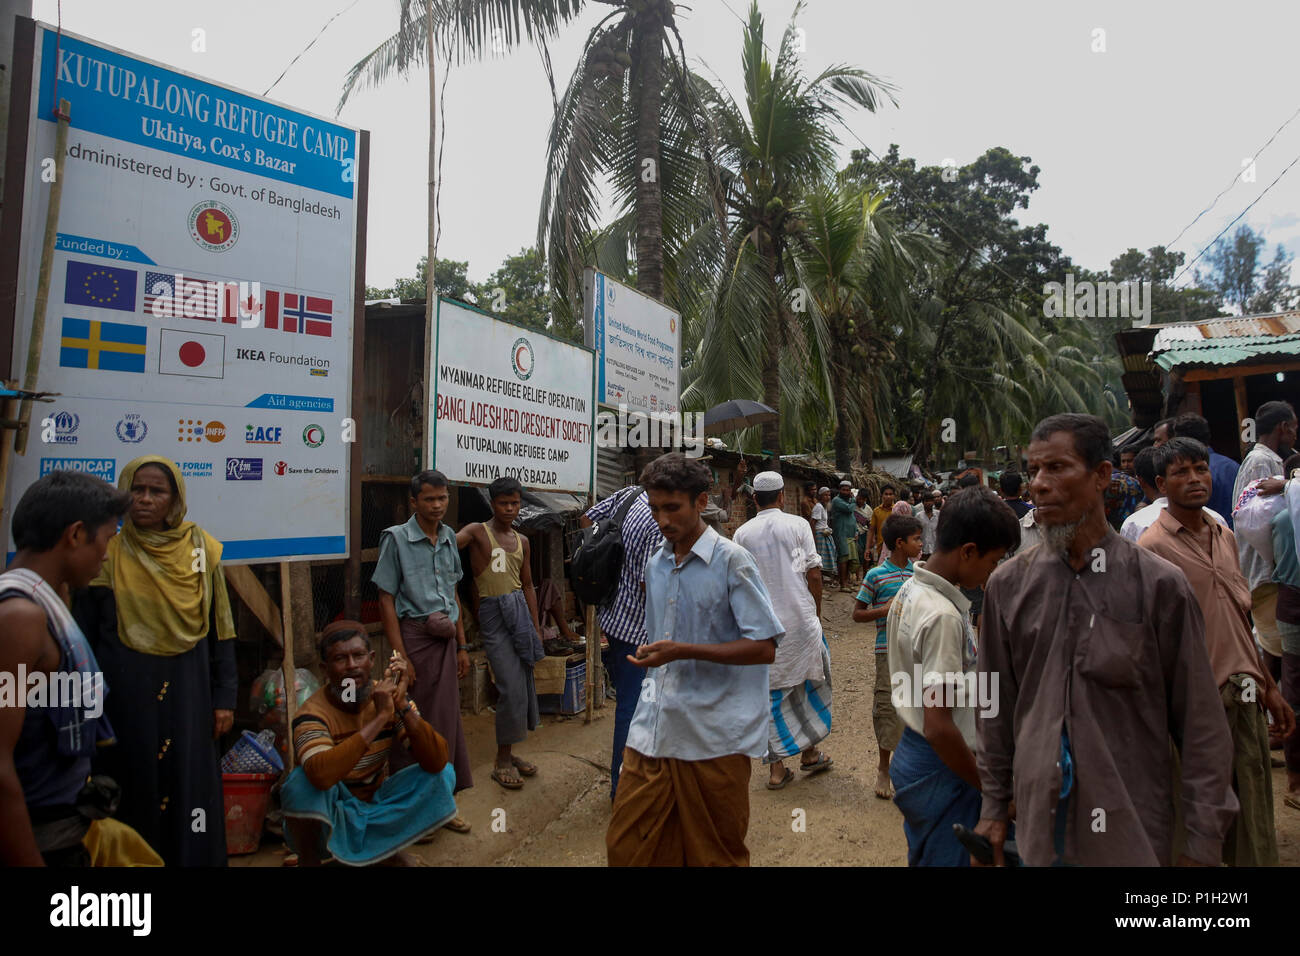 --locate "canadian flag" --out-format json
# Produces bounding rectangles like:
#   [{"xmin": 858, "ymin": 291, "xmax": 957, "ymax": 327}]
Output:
[{"xmin": 158, "ymin": 328, "xmax": 225, "ymax": 379}]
